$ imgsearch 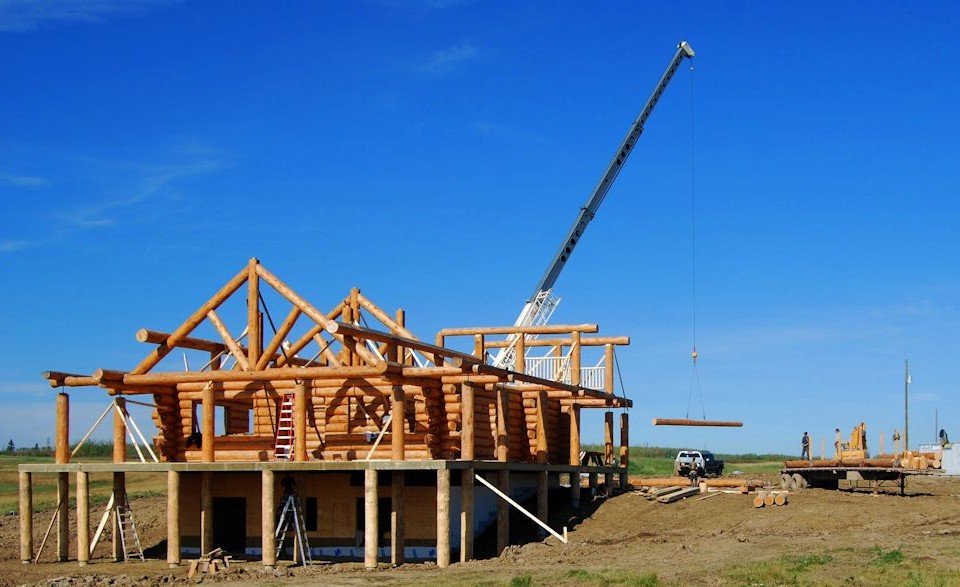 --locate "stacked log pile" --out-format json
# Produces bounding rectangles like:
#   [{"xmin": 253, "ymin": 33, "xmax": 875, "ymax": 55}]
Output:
[{"xmin": 783, "ymin": 451, "xmax": 942, "ymax": 470}]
